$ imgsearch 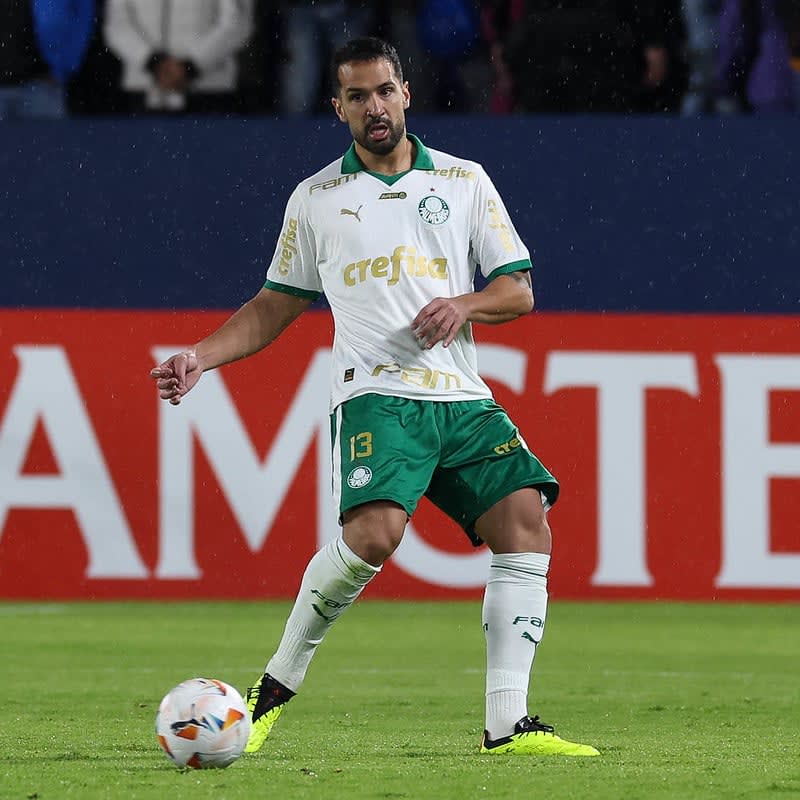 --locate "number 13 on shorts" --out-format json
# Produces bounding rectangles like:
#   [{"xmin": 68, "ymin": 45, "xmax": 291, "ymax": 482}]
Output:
[{"xmin": 349, "ymin": 432, "xmax": 373, "ymax": 460}]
